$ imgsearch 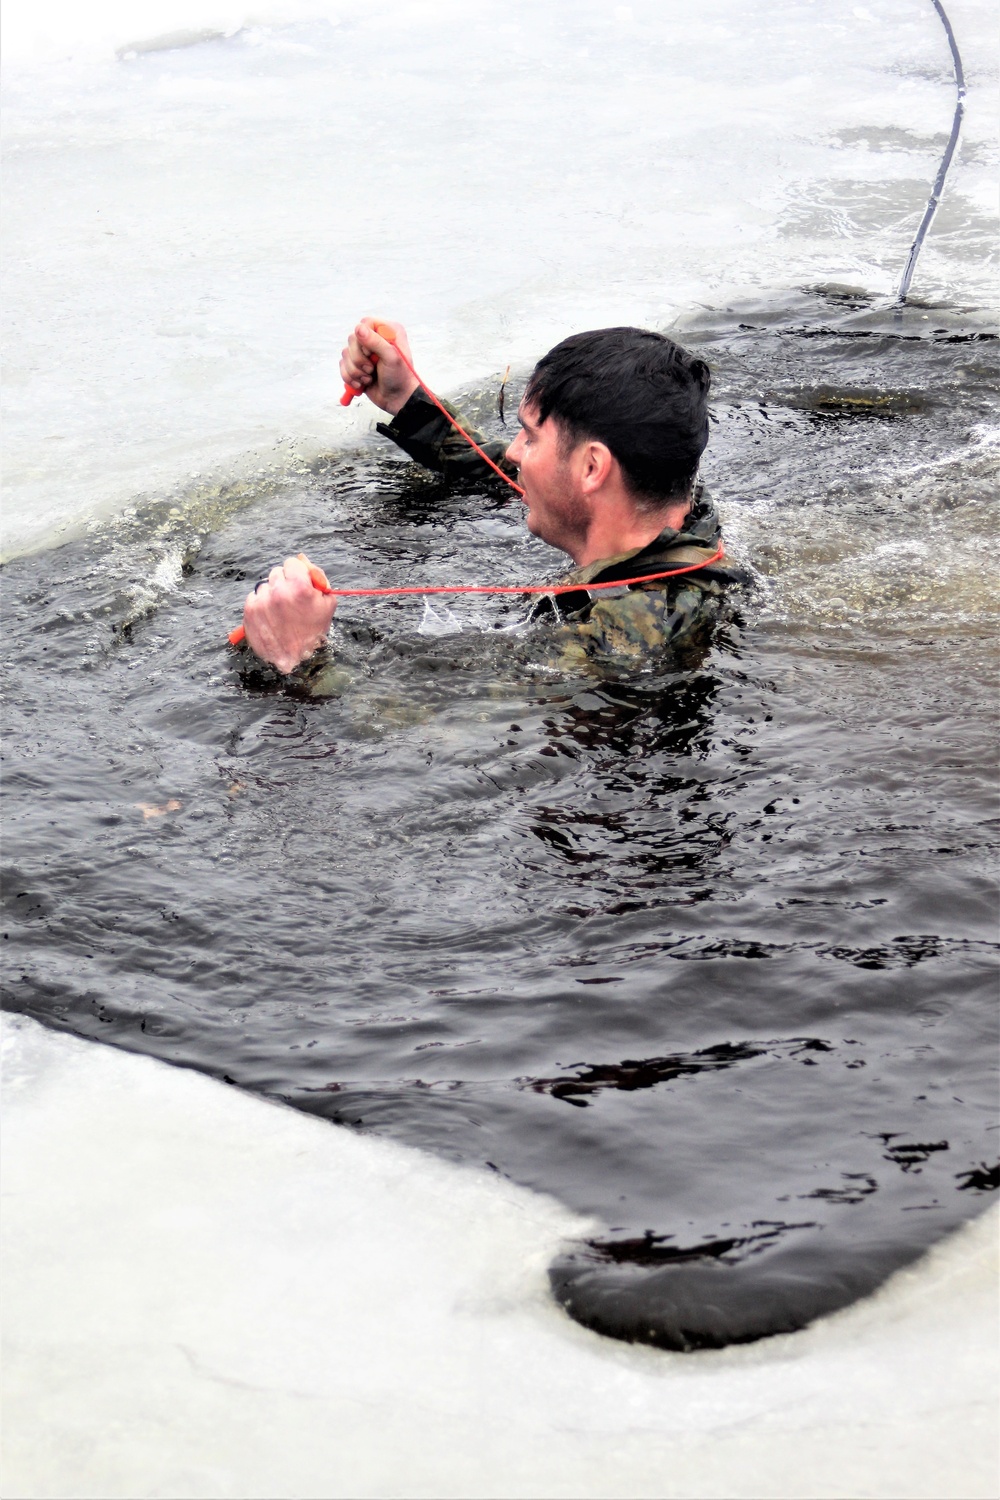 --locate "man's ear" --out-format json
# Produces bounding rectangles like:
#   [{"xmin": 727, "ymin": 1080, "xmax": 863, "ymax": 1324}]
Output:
[{"xmin": 578, "ymin": 441, "xmax": 615, "ymax": 494}]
